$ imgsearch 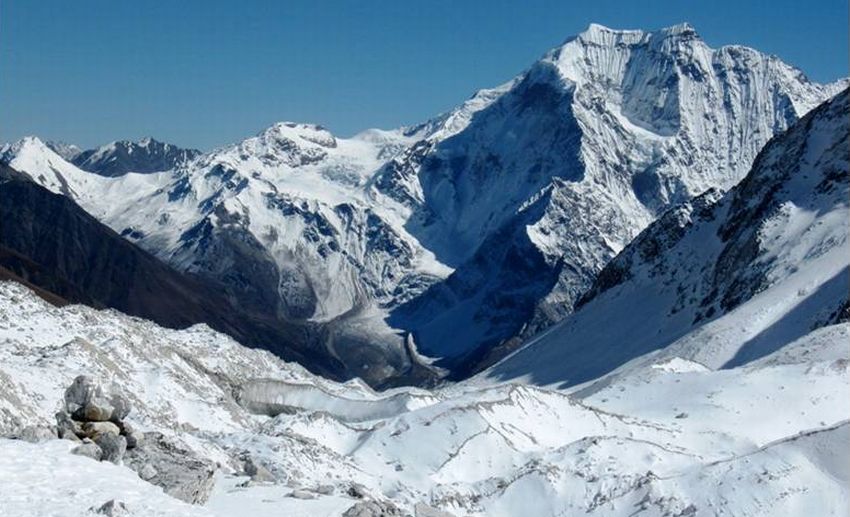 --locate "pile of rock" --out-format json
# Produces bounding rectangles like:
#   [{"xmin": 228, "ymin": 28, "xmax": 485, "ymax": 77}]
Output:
[
  {"xmin": 50, "ymin": 375, "xmax": 217, "ymax": 504},
  {"xmin": 56, "ymin": 375, "xmax": 142, "ymax": 465}
]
